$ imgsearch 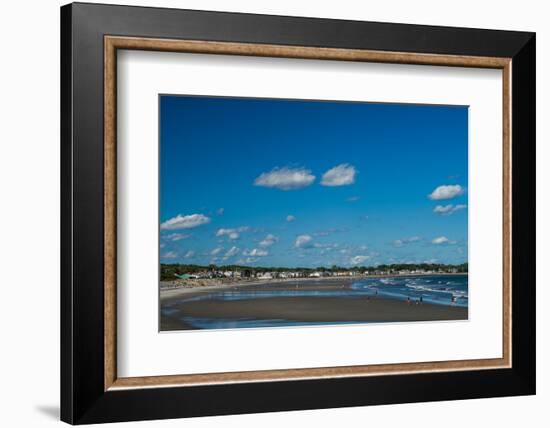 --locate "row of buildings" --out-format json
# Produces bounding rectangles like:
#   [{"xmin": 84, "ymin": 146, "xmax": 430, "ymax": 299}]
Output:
[{"xmin": 175, "ymin": 266, "xmax": 461, "ymax": 280}]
